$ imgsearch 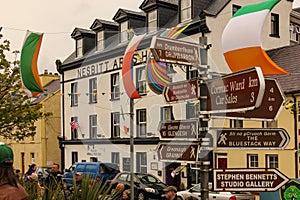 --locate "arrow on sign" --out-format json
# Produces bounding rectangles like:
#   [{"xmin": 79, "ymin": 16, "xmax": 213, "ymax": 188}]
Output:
[
  {"xmin": 214, "ymin": 168, "xmax": 289, "ymax": 192},
  {"xmin": 163, "ymin": 79, "xmax": 199, "ymax": 103},
  {"xmin": 212, "ymin": 79, "xmax": 285, "ymax": 120},
  {"xmin": 215, "ymin": 128, "xmax": 290, "ymax": 149}
]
